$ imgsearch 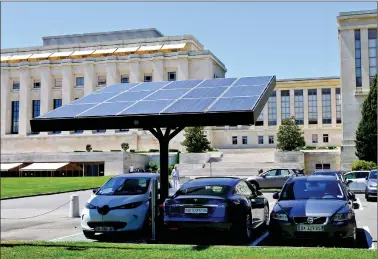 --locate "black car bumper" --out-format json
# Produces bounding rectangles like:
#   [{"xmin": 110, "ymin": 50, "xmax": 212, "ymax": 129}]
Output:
[
  {"xmin": 366, "ymin": 188, "xmax": 377, "ymax": 196},
  {"xmin": 269, "ymin": 218, "xmax": 356, "ymax": 240}
]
